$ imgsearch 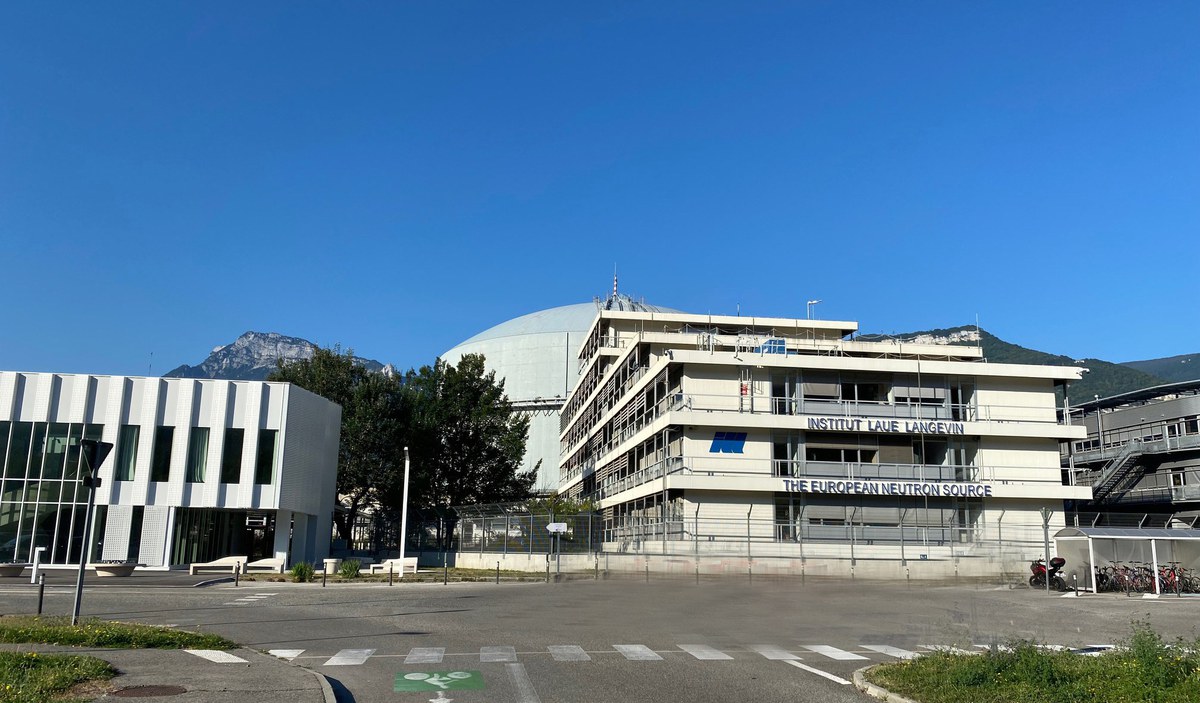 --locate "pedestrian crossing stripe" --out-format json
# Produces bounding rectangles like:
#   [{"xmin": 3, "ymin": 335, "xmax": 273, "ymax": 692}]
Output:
[
  {"xmin": 246, "ymin": 643, "xmax": 1108, "ymax": 666},
  {"xmin": 184, "ymin": 649, "xmax": 249, "ymax": 664}
]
